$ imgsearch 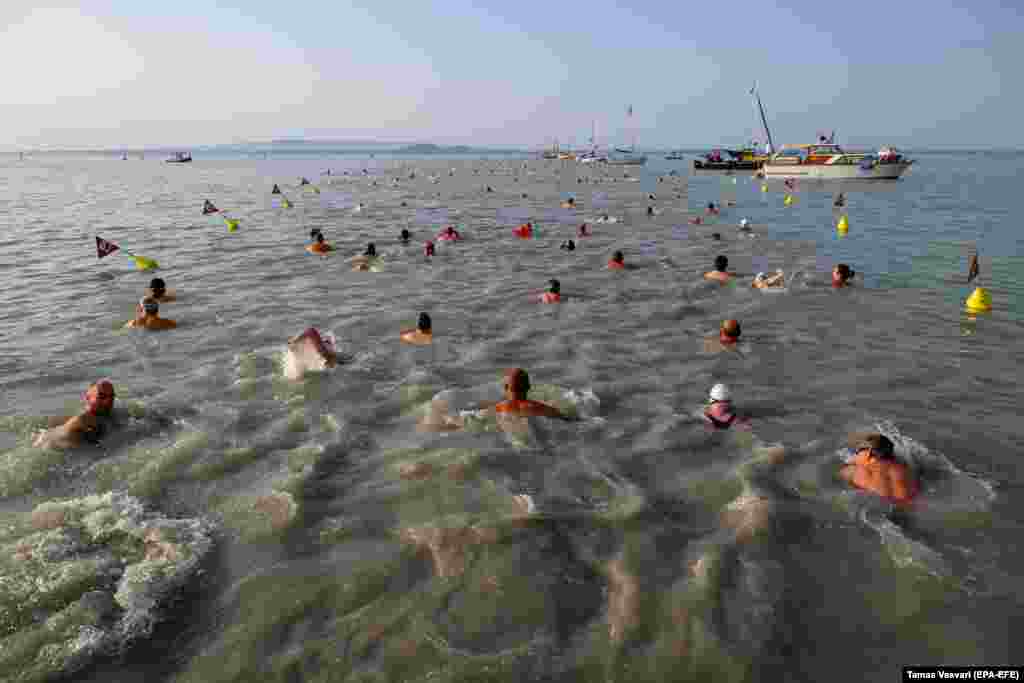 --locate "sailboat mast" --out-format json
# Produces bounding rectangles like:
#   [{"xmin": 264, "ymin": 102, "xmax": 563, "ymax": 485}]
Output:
[{"xmin": 755, "ymin": 90, "xmax": 774, "ymax": 152}]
